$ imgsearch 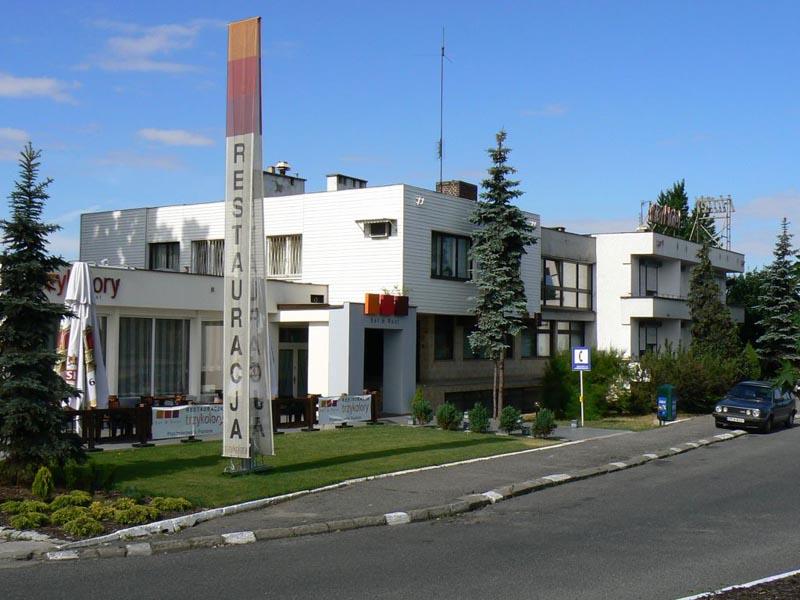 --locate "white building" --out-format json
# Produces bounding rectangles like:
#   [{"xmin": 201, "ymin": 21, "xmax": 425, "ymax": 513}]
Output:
[
  {"xmin": 64, "ymin": 169, "xmax": 745, "ymax": 416},
  {"xmin": 75, "ymin": 176, "xmax": 542, "ymax": 414}
]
